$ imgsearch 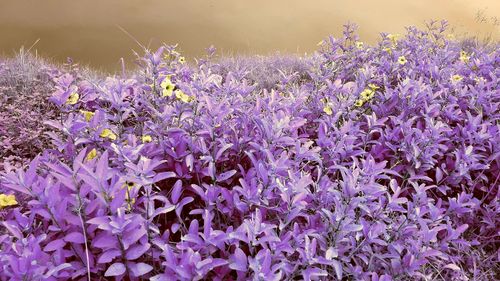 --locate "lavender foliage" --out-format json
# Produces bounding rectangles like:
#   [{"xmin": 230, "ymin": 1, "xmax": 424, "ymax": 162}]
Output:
[{"xmin": 0, "ymin": 22, "xmax": 499, "ymax": 280}]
